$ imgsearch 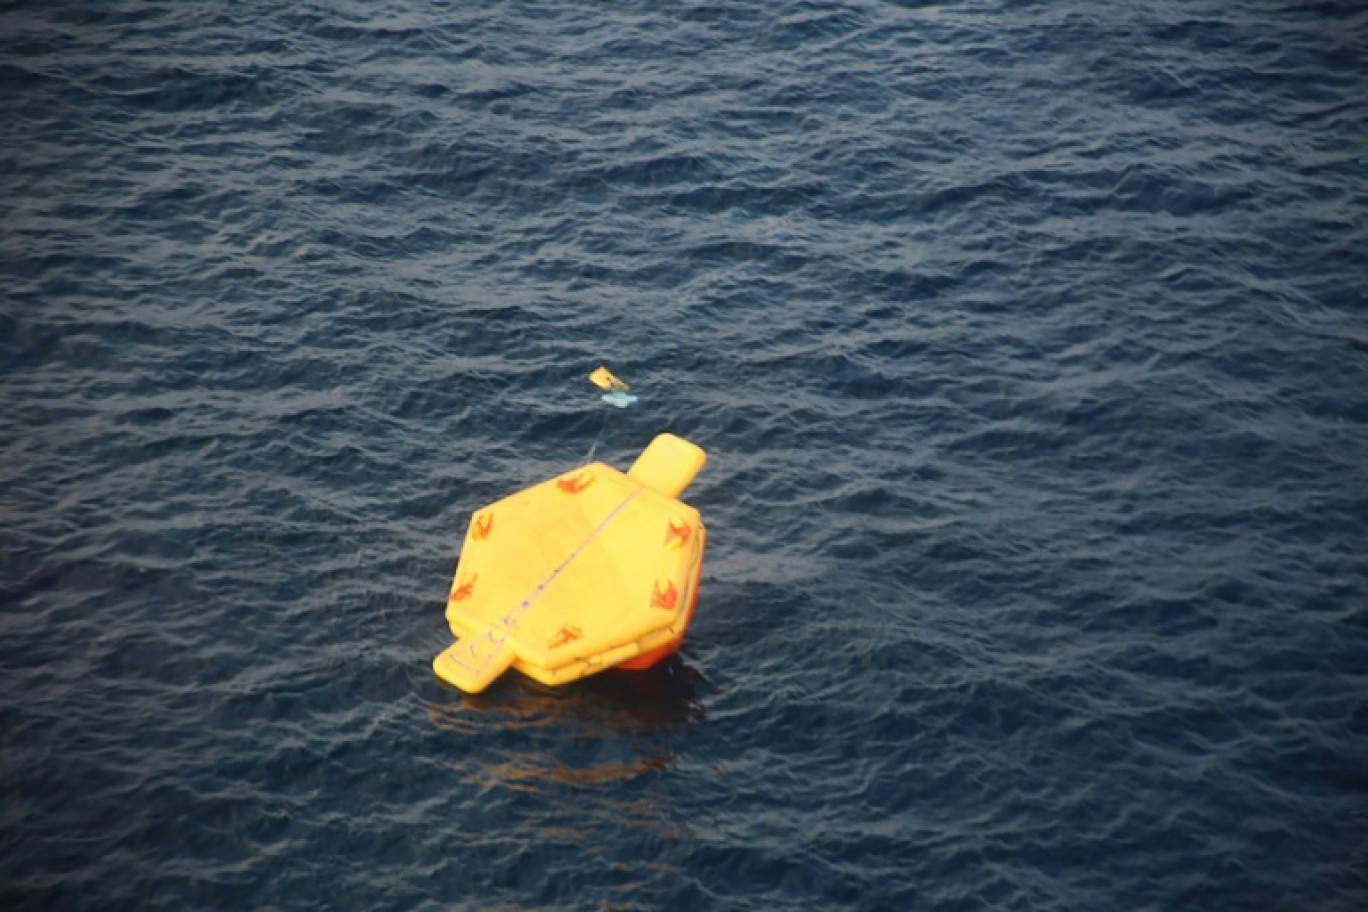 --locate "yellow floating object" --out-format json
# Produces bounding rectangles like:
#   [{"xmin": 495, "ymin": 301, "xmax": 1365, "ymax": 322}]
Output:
[
  {"xmin": 434, "ymin": 433, "xmax": 707, "ymax": 694},
  {"xmin": 588, "ymin": 365, "xmax": 630, "ymax": 392}
]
